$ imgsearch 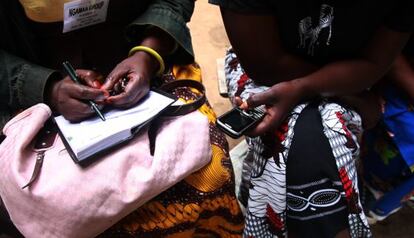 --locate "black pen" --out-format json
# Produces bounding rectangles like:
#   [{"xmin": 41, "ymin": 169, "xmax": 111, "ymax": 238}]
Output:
[{"xmin": 62, "ymin": 61, "xmax": 106, "ymax": 121}]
